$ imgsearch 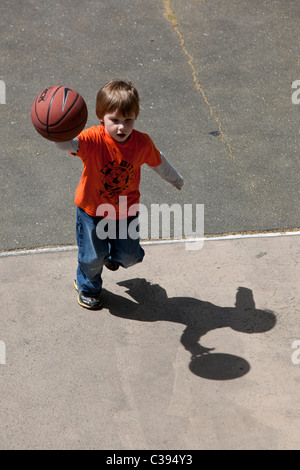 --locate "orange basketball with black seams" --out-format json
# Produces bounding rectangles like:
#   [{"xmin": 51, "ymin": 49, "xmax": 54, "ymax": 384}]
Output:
[{"xmin": 31, "ymin": 85, "xmax": 88, "ymax": 142}]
